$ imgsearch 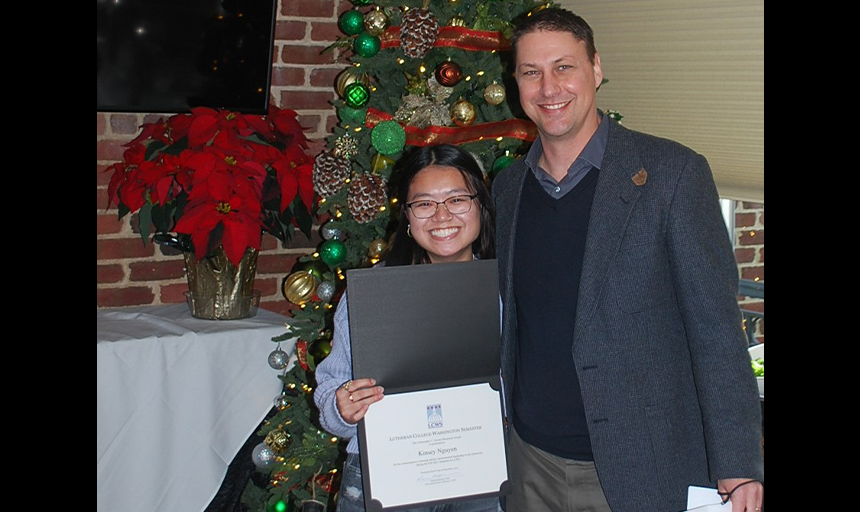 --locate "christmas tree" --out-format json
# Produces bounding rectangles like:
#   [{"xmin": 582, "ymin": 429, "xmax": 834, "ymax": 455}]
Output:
[{"xmin": 243, "ymin": 1, "xmax": 548, "ymax": 510}]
